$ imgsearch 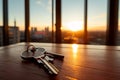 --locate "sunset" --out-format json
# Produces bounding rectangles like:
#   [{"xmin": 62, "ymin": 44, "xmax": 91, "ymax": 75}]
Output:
[
  {"xmin": 65, "ymin": 21, "xmax": 83, "ymax": 31},
  {"xmin": 0, "ymin": 0, "xmax": 108, "ymax": 31},
  {"xmin": 0, "ymin": 0, "xmax": 120, "ymax": 44},
  {"xmin": 0, "ymin": 0, "xmax": 120, "ymax": 80}
]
